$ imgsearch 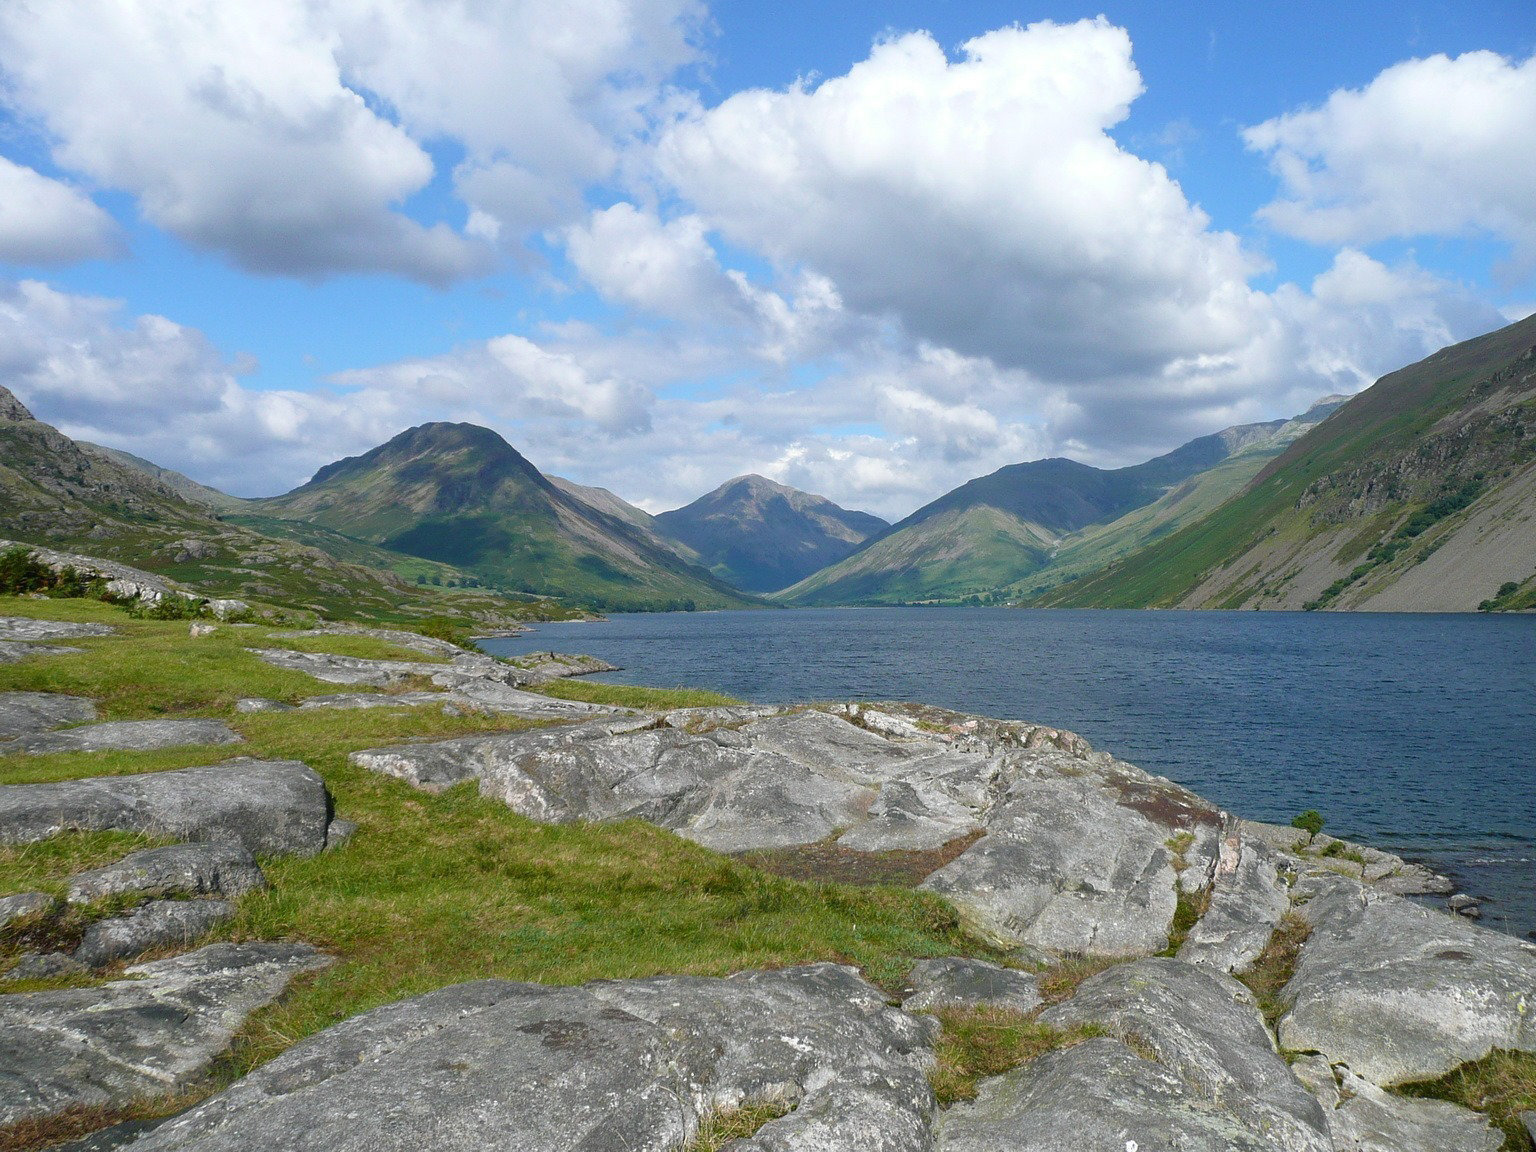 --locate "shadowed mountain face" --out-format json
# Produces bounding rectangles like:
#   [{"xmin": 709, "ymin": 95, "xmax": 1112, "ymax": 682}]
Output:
[
  {"xmin": 255, "ymin": 423, "xmax": 756, "ymax": 610},
  {"xmin": 1038, "ymin": 312, "xmax": 1536, "ymax": 612},
  {"xmin": 654, "ymin": 475, "xmax": 888, "ymax": 593}
]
